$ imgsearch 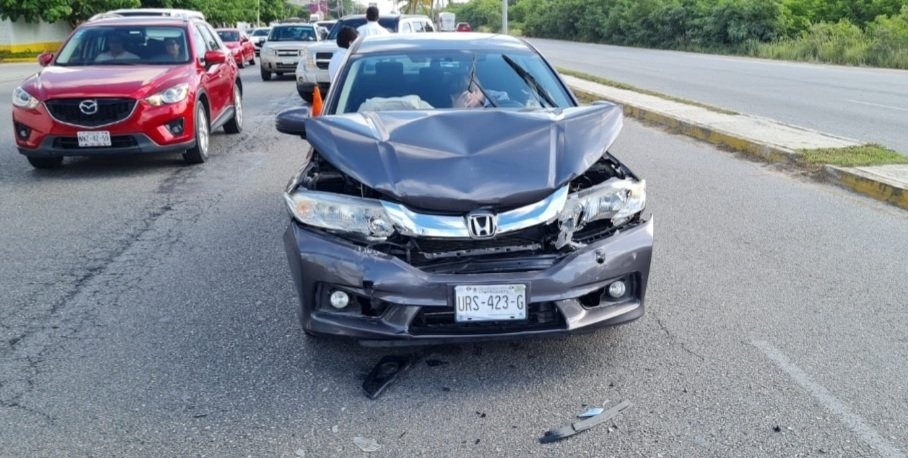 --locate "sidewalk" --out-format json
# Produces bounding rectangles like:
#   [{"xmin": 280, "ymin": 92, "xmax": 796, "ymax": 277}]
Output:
[{"xmin": 563, "ymin": 75, "xmax": 908, "ymax": 212}]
